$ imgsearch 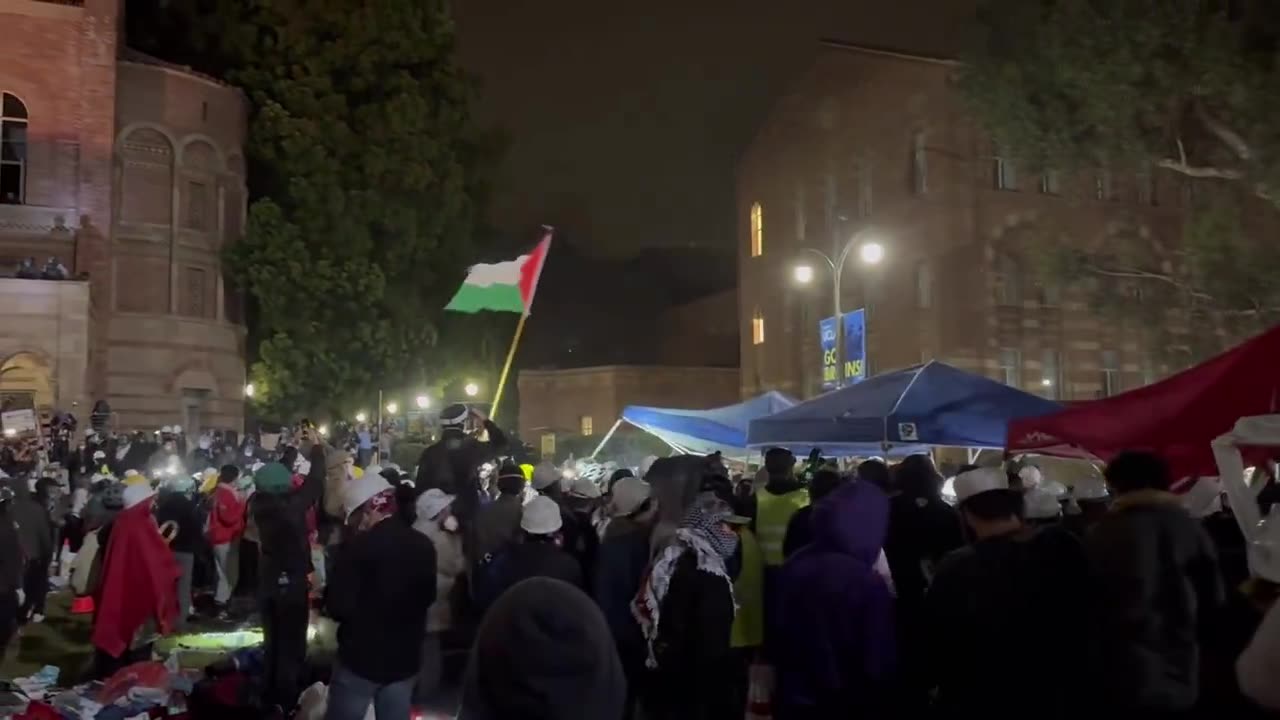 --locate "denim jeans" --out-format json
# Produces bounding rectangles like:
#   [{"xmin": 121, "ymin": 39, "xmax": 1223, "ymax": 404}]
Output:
[{"xmin": 325, "ymin": 662, "xmax": 414, "ymax": 720}]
